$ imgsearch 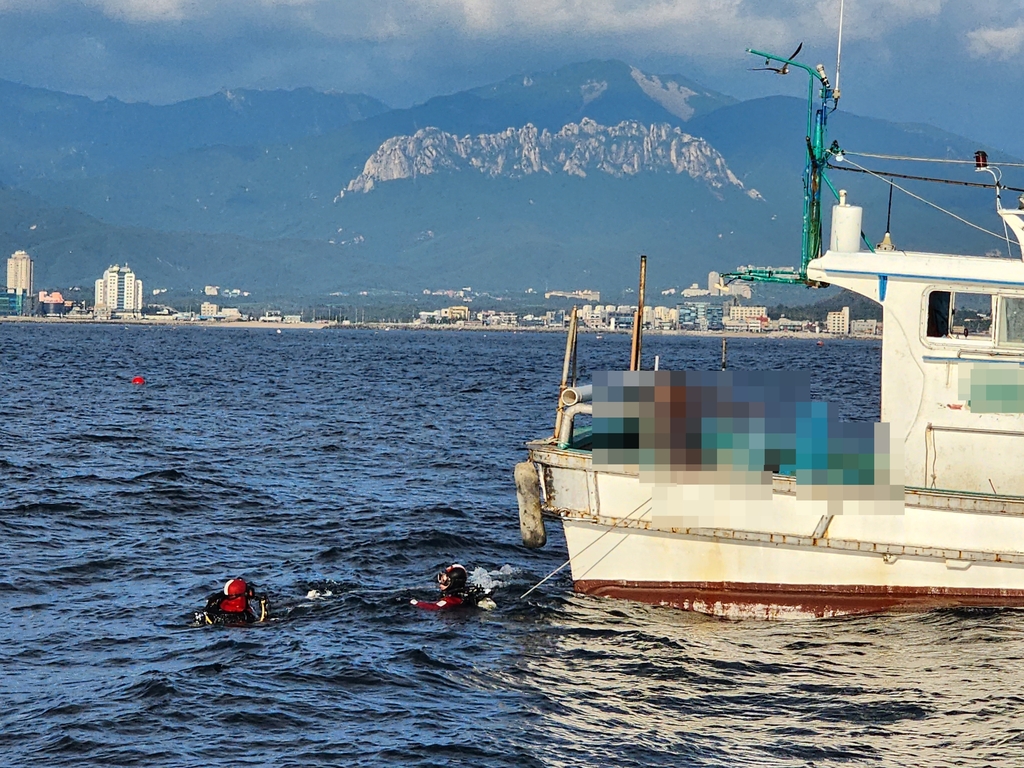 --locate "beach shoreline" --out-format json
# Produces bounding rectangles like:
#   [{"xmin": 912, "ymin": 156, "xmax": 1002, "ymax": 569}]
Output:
[{"xmin": 0, "ymin": 315, "xmax": 881, "ymax": 340}]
